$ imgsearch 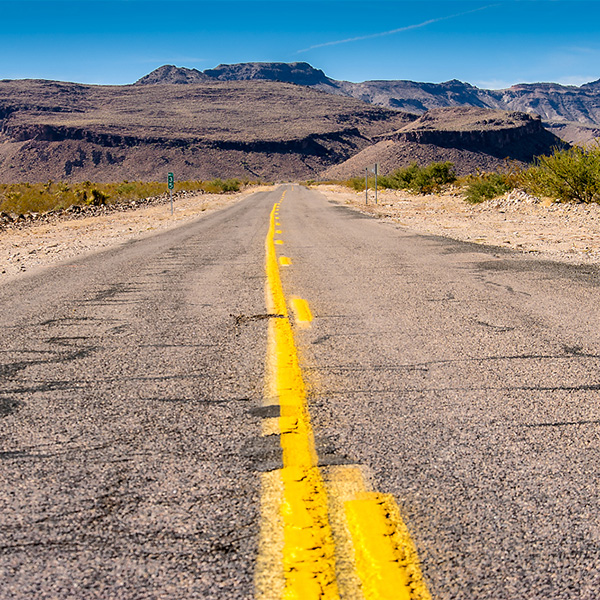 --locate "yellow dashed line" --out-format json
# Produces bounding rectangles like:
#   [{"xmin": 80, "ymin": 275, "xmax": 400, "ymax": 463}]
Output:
[
  {"xmin": 259, "ymin": 199, "xmax": 339, "ymax": 598},
  {"xmin": 279, "ymin": 257, "xmax": 292, "ymax": 266},
  {"xmin": 275, "ymin": 240, "xmax": 284, "ymax": 245},
  {"xmin": 345, "ymin": 496, "xmax": 412, "ymax": 600},
  {"xmin": 290, "ymin": 298, "xmax": 313, "ymax": 328}
]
